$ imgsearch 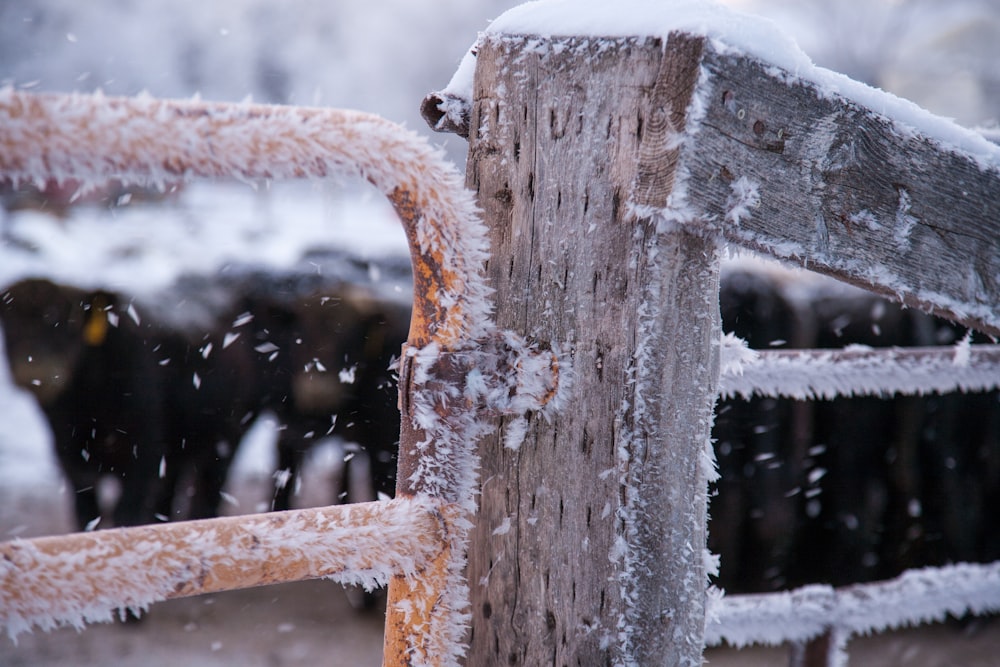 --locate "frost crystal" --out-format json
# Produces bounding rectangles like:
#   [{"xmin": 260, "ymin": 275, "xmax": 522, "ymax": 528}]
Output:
[
  {"xmin": 724, "ymin": 177, "xmax": 760, "ymax": 227},
  {"xmin": 706, "ymin": 561, "xmax": 1000, "ymax": 649},
  {"xmin": 719, "ymin": 339, "xmax": 1000, "ymax": 399}
]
